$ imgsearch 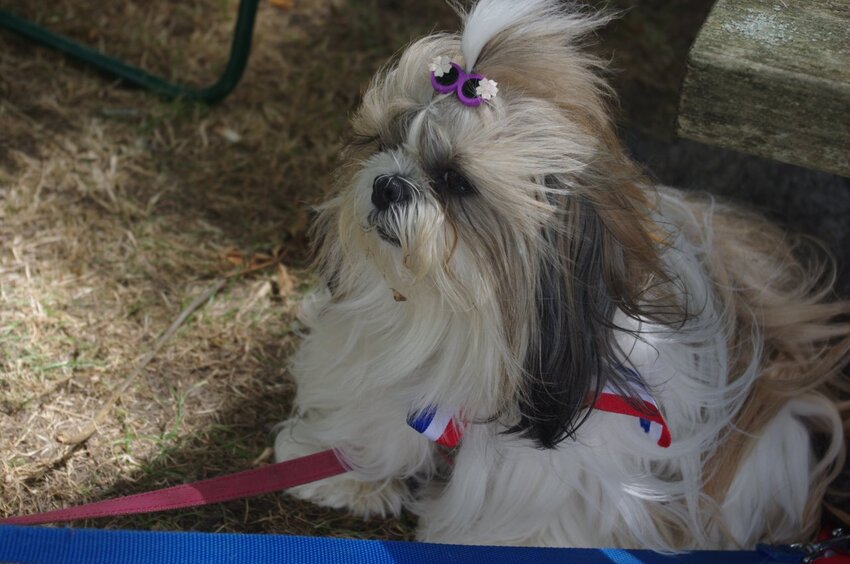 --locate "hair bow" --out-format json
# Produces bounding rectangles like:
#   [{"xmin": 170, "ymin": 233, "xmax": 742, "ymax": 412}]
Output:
[{"xmin": 429, "ymin": 57, "xmax": 498, "ymax": 107}]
